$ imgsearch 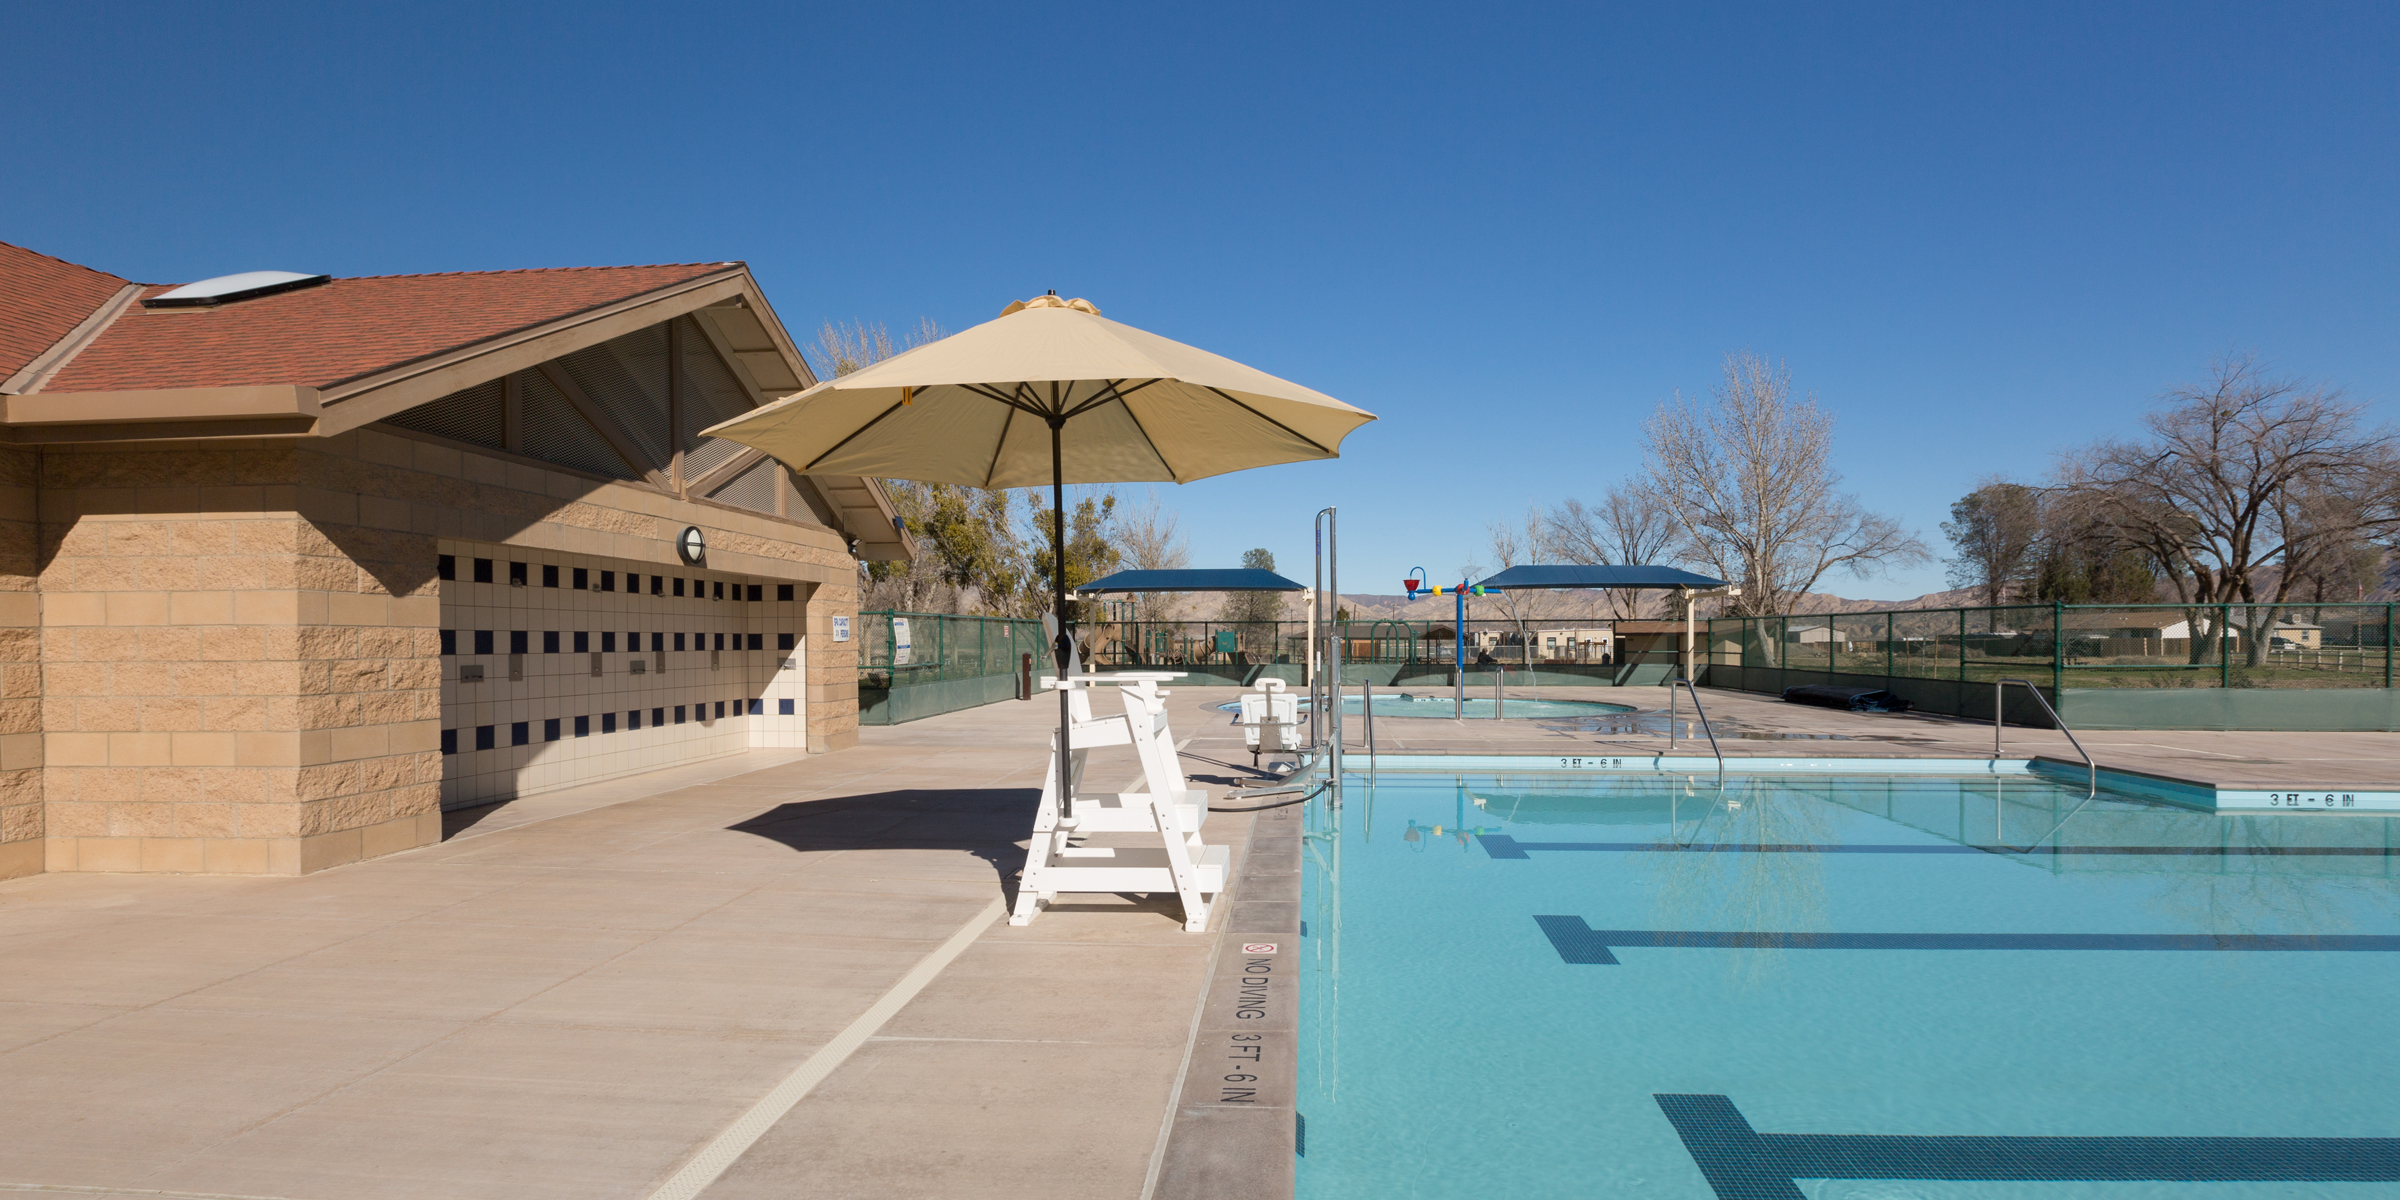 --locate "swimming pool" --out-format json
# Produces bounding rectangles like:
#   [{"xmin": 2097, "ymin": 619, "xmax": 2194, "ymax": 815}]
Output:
[
  {"xmin": 1215, "ymin": 694, "xmax": 1638, "ymax": 720},
  {"xmin": 1295, "ymin": 768, "xmax": 2400, "ymax": 1198}
]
